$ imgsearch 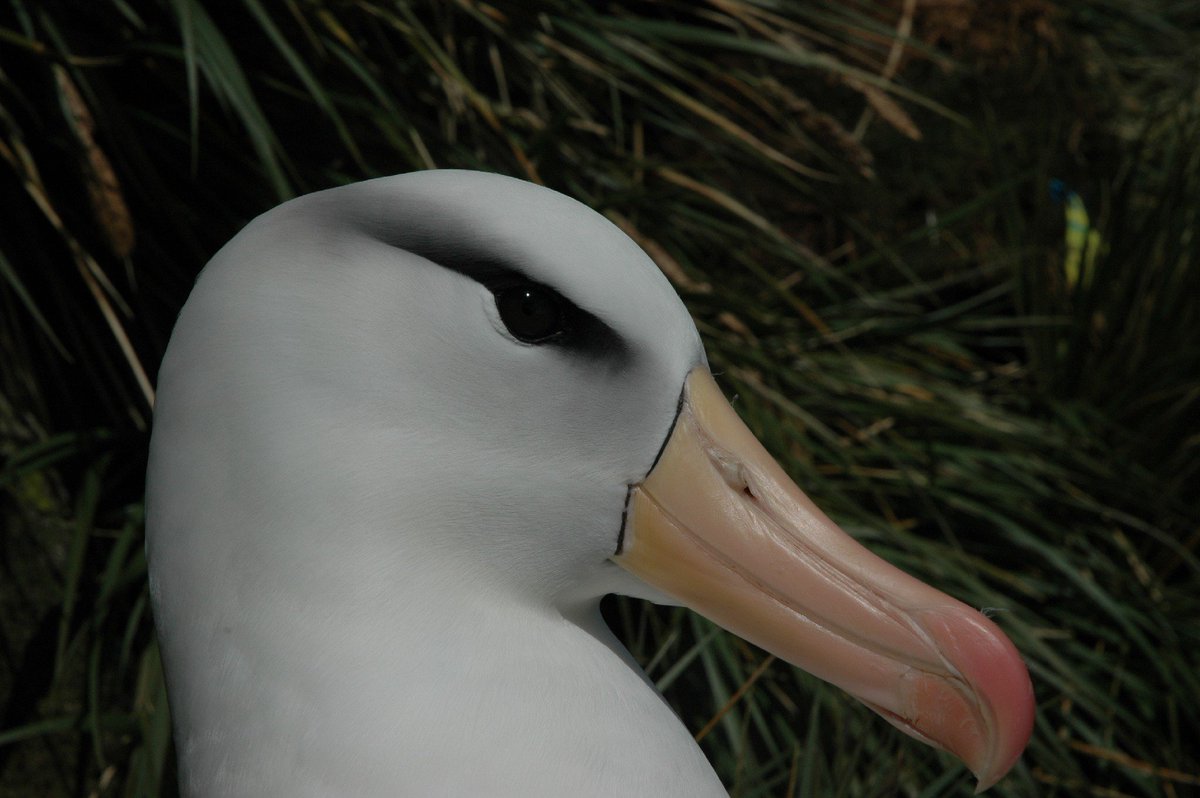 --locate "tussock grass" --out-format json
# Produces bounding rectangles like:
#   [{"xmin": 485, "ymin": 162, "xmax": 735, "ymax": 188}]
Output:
[{"xmin": 2, "ymin": 2, "xmax": 1197, "ymax": 796}]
